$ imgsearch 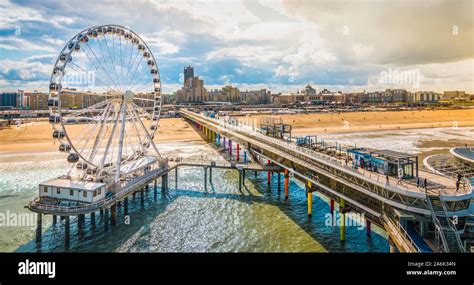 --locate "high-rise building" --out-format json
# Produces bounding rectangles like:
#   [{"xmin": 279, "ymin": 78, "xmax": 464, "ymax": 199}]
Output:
[
  {"xmin": 25, "ymin": 91, "xmax": 48, "ymax": 110},
  {"xmin": 176, "ymin": 66, "xmax": 208, "ymax": 103},
  {"xmin": 183, "ymin": 66, "xmax": 194, "ymax": 85},
  {"xmin": 0, "ymin": 92, "xmax": 18, "ymax": 109}
]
